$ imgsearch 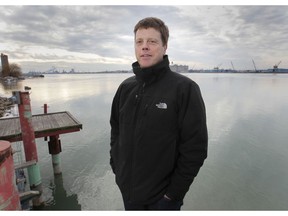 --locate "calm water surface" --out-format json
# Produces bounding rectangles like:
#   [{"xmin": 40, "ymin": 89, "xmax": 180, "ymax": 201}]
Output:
[{"xmin": 1, "ymin": 73, "xmax": 288, "ymax": 210}]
